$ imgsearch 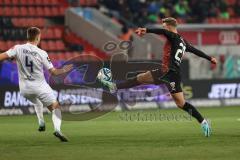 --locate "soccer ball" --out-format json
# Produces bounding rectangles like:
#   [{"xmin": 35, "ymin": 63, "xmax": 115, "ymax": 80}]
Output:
[{"xmin": 97, "ymin": 68, "xmax": 112, "ymax": 81}]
